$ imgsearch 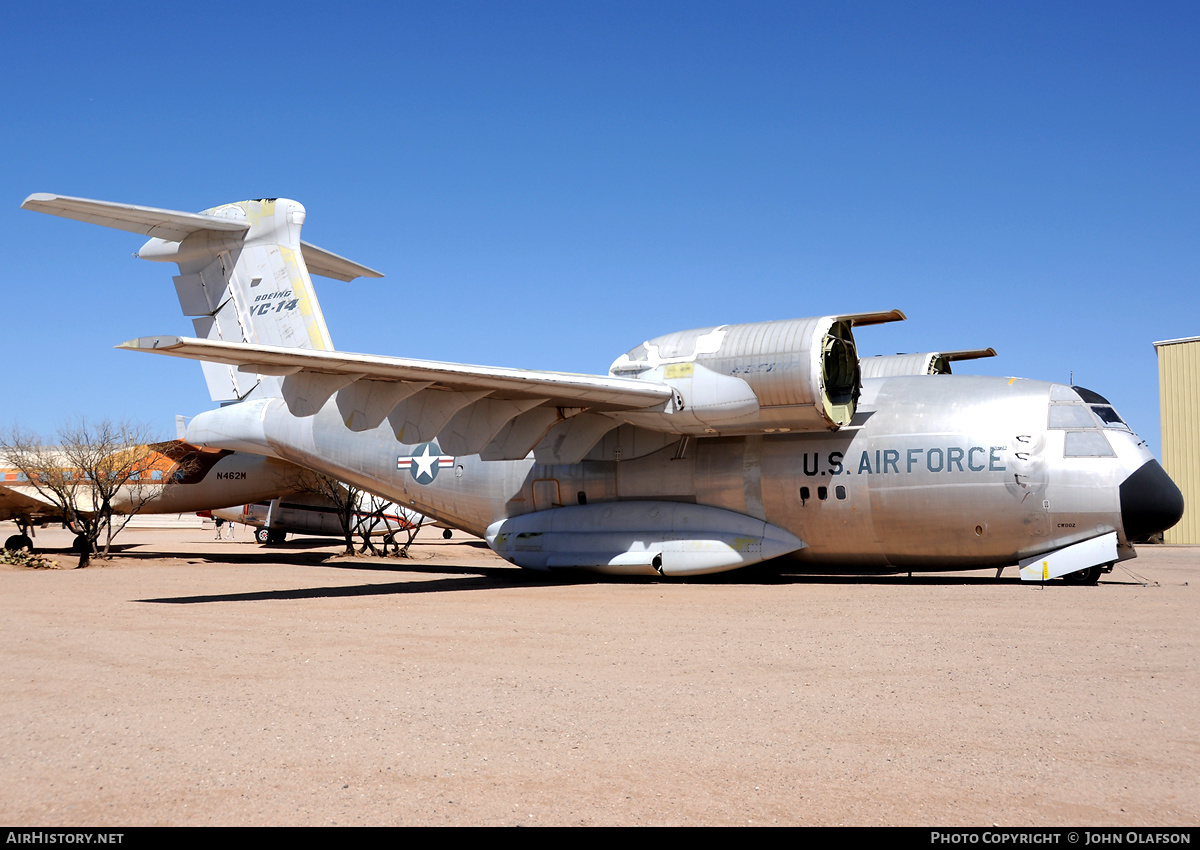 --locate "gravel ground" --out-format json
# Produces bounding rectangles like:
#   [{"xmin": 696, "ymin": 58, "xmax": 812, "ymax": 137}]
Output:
[{"xmin": 0, "ymin": 524, "xmax": 1196, "ymax": 826}]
